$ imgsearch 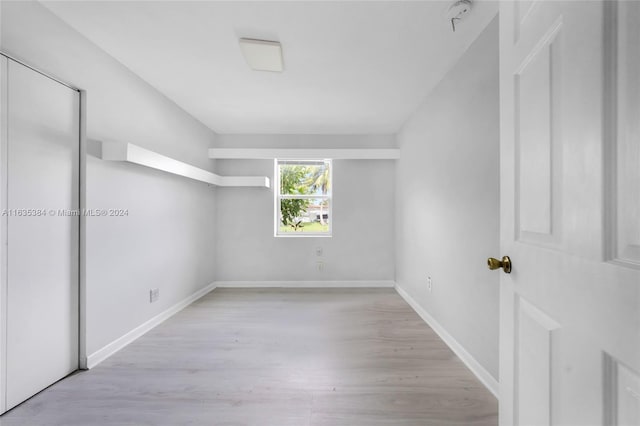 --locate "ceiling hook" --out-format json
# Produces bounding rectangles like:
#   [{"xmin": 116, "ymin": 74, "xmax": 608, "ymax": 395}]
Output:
[
  {"xmin": 451, "ymin": 17, "xmax": 460, "ymax": 32},
  {"xmin": 446, "ymin": 0, "xmax": 472, "ymax": 33}
]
